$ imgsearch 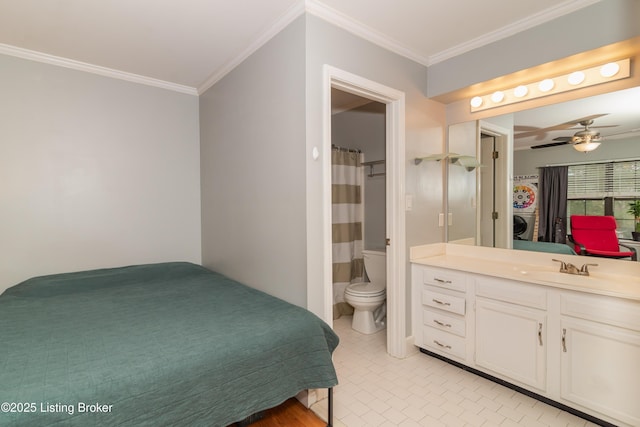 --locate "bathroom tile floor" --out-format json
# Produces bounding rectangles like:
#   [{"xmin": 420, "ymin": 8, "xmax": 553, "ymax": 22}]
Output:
[{"xmin": 311, "ymin": 316, "xmax": 601, "ymax": 427}]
